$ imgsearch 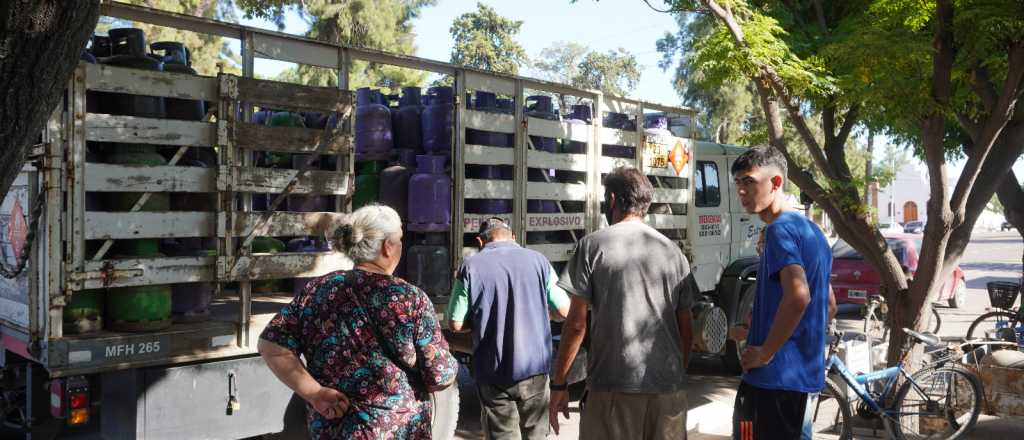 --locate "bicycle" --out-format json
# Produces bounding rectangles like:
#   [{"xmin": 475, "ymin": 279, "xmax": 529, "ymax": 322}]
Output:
[
  {"xmin": 965, "ymin": 277, "xmax": 1022, "ymax": 347},
  {"xmin": 863, "ymin": 295, "xmax": 941, "ymax": 343},
  {"xmin": 809, "ymin": 328, "xmax": 983, "ymax": 439}
]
